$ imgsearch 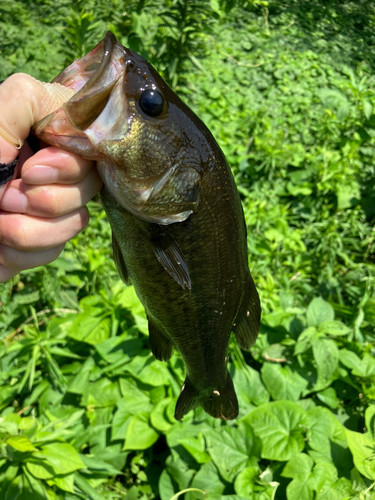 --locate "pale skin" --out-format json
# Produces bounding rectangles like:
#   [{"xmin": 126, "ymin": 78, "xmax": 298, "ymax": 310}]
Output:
[{"xmin": 0, "ymin": 74, "xmax": 103, "ymax": 283}]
